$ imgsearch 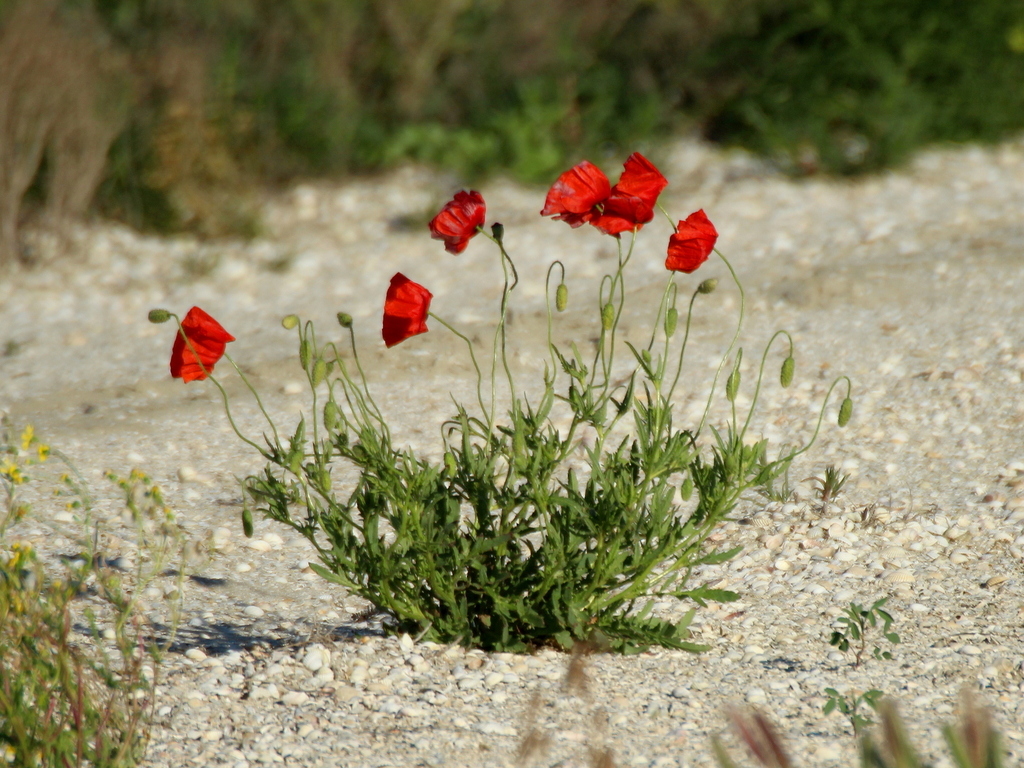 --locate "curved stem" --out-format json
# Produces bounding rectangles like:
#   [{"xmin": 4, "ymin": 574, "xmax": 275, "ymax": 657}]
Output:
[
  {"xmin": 740, "ymin": 330, "xmax": 794, "ymax": 439},
  {"xmin": 223, "ymin": 354, "xmax": 280, "ymax": 447},
  {"xmin": 170, "ymin": 314, "xmax": 267, "ymax": 456},
  {"xmin": 697, "ymin": 249, "xmax": 745, "ymax": 436},
  {"xmin": 429, "ymin": 311, "xmax": 488, "ymax": 420},
  {"xmin": 667, "ymin": 289, "xmax": 700, "ymax": 402},
  {"xmin": 783, "ymin": 375, "xmax": 852, "ymax": 463},
  {"xmin": 544, "ymin": 261, "xmax": 566, "ymax": 381}
]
